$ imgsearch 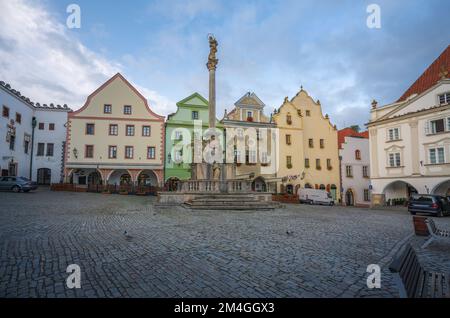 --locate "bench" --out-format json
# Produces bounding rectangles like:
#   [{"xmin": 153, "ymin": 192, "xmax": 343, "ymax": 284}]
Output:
[
  {"xmin": 389, "ymin": 244, "xmax": 449, "ymax": 298},
  {"xmin": 422, "ymin": 218, "xmax": 450, "ymax": 249}
]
